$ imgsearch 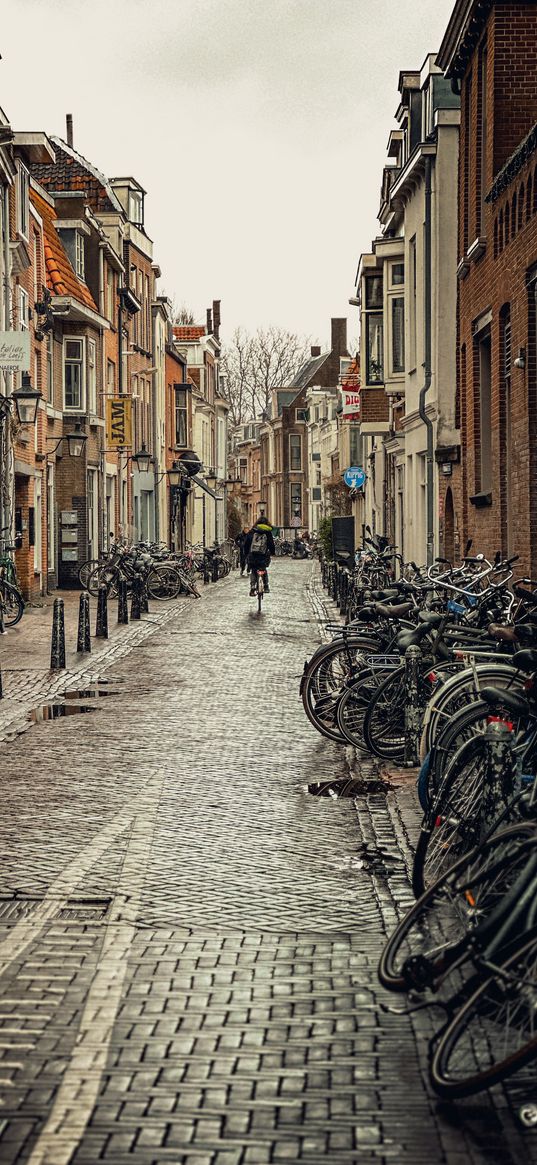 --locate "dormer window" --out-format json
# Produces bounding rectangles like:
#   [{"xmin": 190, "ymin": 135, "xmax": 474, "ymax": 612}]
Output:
[
  {"xmin": 129, "ymin": 190, "xmax": 143, "ymax": 226},
  {"xmin": 75, "ymin": 231, "xmax": 85, "ymax": 279},
  {"xmin": 16, "ymin": 163, "xmax": 29, "ymax": 240}
]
